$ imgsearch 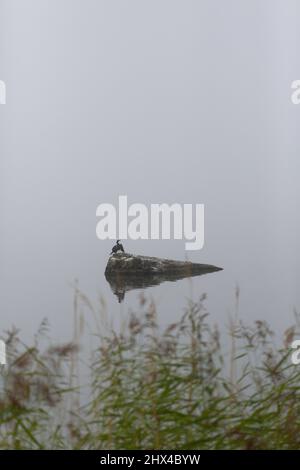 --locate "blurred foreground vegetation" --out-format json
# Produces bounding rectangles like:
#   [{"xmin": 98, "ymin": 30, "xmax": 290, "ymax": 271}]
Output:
[{"xmin": 0, "ymin": 289, "xmax": 300, "ymax": 450}]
